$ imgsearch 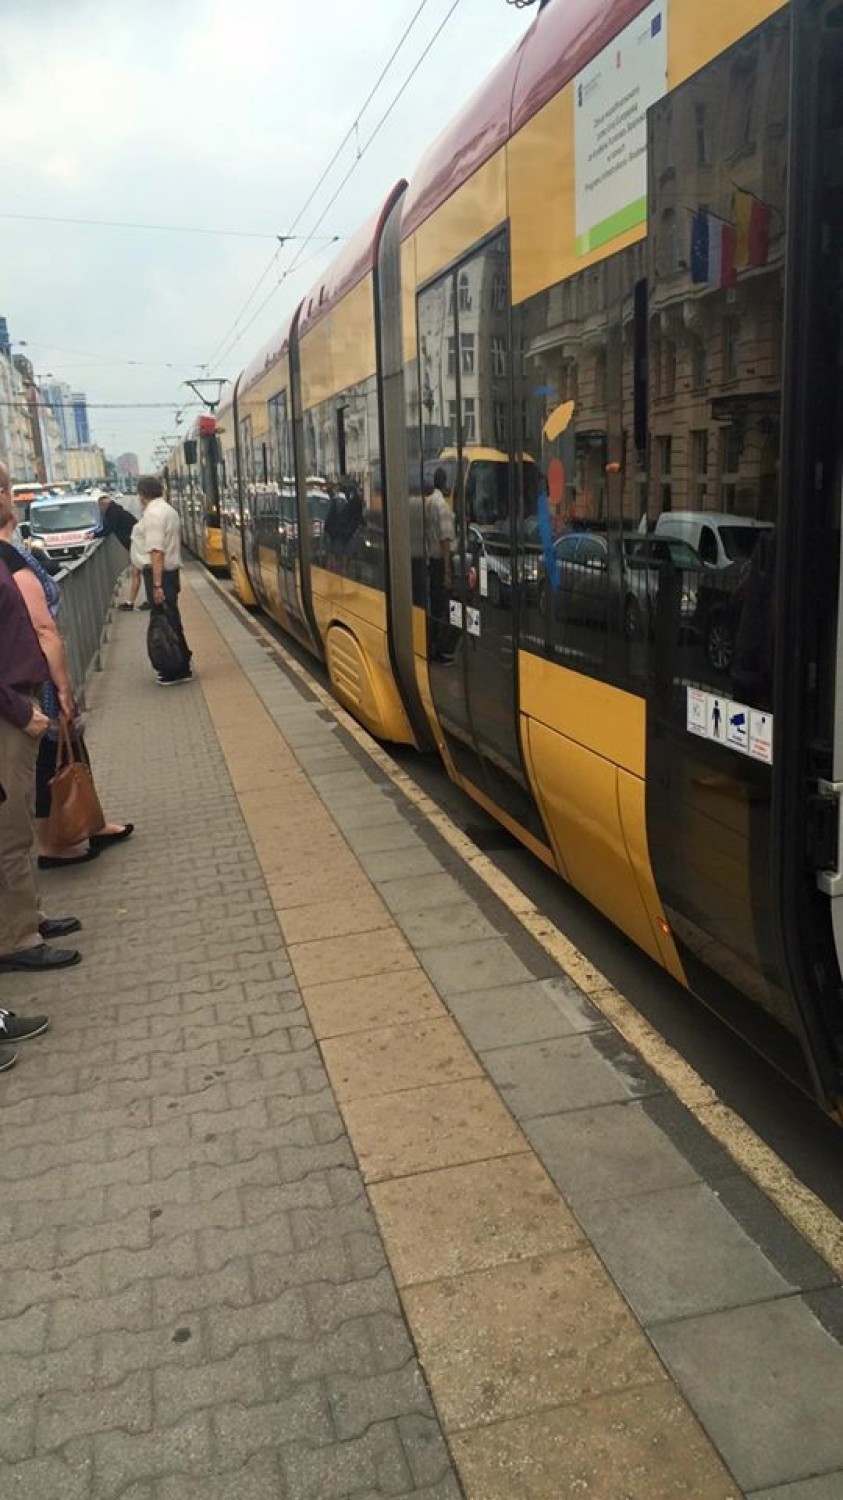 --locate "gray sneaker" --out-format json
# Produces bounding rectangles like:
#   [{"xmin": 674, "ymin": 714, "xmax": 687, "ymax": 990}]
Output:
[
  {"xmin": 0, "ymin": 1010, "xmax": 50, "ymax": 1043},
  {"xmin": 0, "ymin": 1047, "xmax": 18, "ymax": 1073}
]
